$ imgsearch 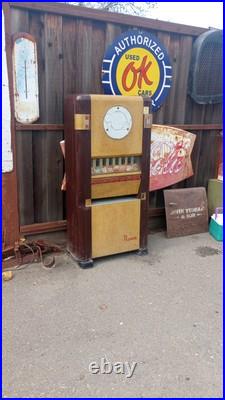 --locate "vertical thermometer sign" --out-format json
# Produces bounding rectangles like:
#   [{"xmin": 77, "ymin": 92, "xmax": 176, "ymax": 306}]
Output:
[
  {"xmin": 12, "ymin": 33, "xmax": 39, "ymax": 124},
  {"xmin": 102, "ymin": 30, "xmax": 172, "ymax": 111}
]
